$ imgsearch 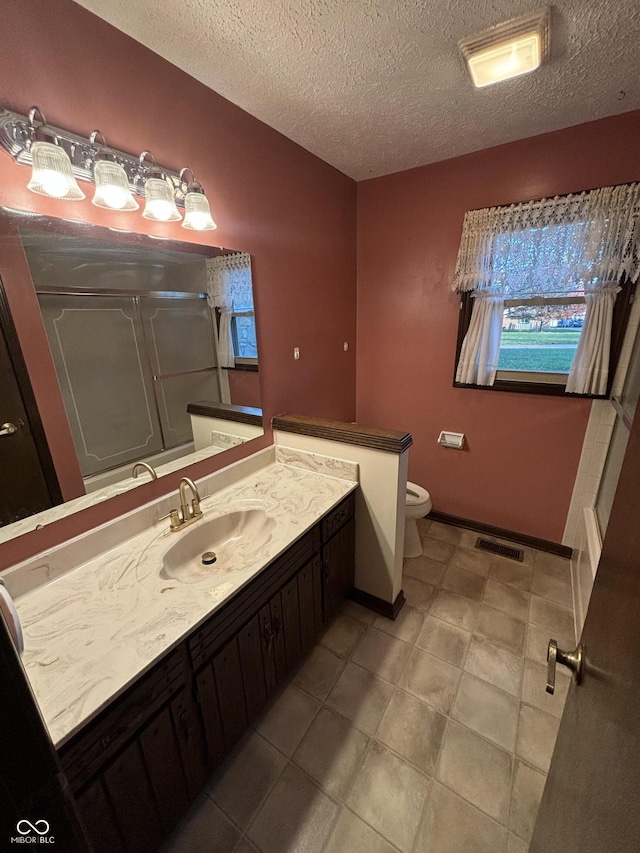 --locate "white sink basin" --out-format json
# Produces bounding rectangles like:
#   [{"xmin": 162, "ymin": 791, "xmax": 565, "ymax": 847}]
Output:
[{"xmin": 160, "ymin": 506, "xmax": 276, "ymax": 584}]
